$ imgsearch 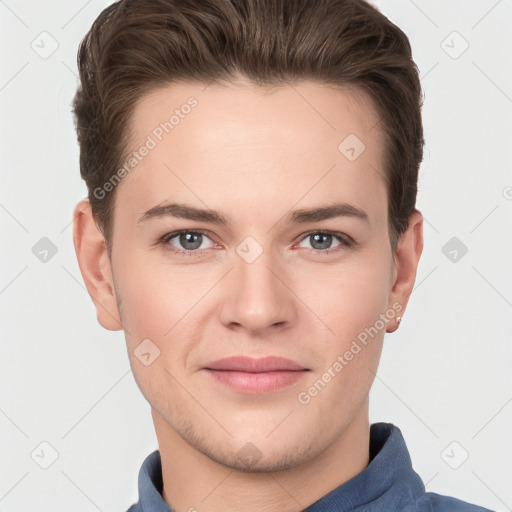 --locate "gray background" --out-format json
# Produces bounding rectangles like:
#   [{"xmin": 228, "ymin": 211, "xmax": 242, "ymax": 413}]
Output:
[{"xmin": 1, "ymin": 0, "xmax": 511, "ymax": 510}]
